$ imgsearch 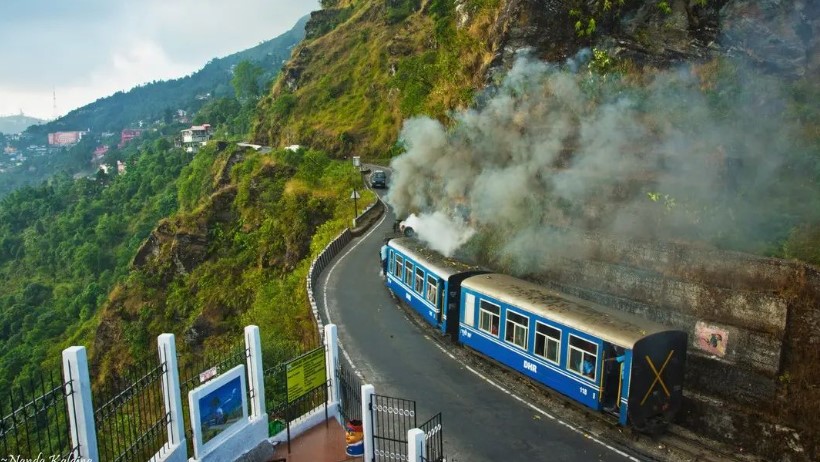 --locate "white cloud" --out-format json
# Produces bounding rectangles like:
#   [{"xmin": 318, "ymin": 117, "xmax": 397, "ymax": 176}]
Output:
[{"xmin": 0, "ymin": 0, "xmax": 319, "ymax": 119}]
